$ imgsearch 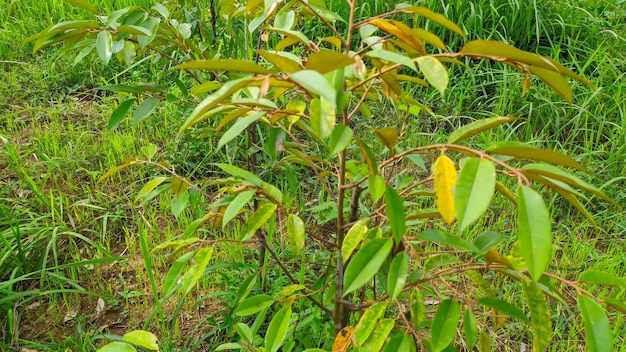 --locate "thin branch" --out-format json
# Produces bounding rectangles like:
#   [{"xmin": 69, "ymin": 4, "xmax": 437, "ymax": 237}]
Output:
[{"xmin": 261, "ymin": 232, "xmax": 334, "ymax": 317}]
